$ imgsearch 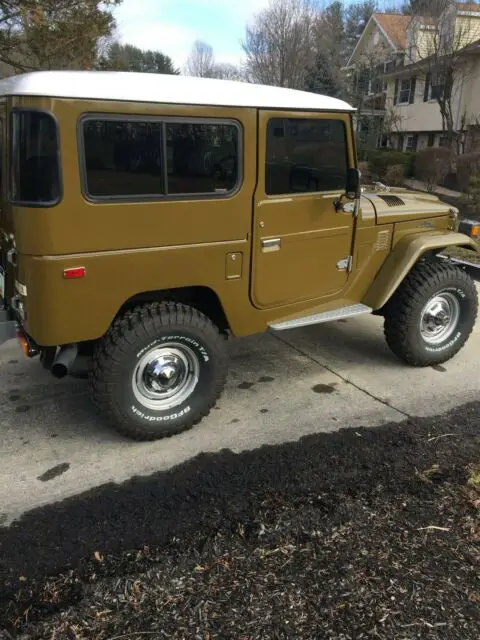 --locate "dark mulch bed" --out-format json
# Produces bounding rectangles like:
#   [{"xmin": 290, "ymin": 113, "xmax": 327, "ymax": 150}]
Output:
[{"xmin": 0, "ymin": 403, "xmax": 479, "ymax": 639}]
